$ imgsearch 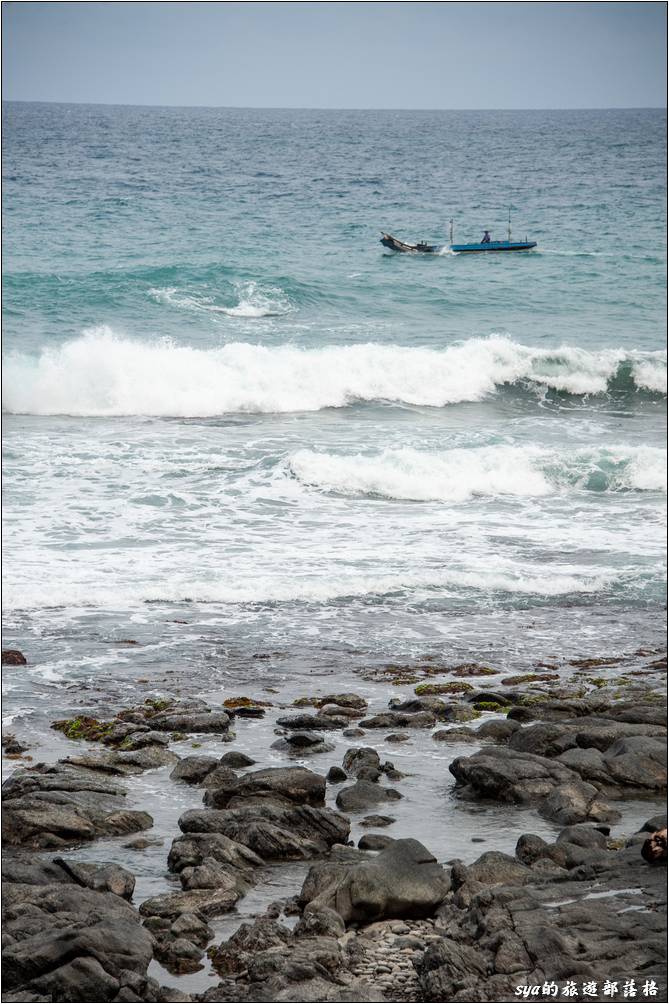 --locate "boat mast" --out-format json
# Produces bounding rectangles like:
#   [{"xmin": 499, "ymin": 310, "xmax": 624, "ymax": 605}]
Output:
[
  {"xmin": 449, "ymin": 218, "xmax": 454, "ymax": 245},
  {"xmin": 508, "ymin": 207, "xmax": 512, "ymax": 243}
]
